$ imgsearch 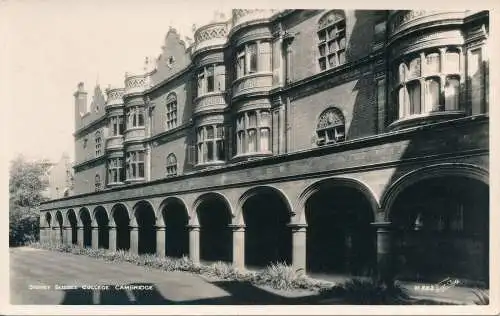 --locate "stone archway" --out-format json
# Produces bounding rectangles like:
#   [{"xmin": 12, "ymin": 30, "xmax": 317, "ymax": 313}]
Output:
[
  {"xmin": 55, "ymin": 211, "xmax": 64, "ymax": 244},
  {"xmin": 111, "ymin": 204, "xmax": 130, "ymax": 250},
  {"xmin": 195, "ymin": 193, "xmax": 233, "ymax": 263},
  {"xmin": 66, "ymin": 209, "xmax": 78, "ymax": 245},
  {"xmin": 239, "ymin": 186, "xmax": 292, "ymax": 268},
  {"xmin": 302, "ymin": 179, "xmax": 377, "ymax": 276},
  {"xmin": 160, "ymin": 197, "xmax": 189, "ymax": 258},
  {"xmin": 94, "ymin": 206, "xmax": 109, "ymax": 249},
  {"xmin": 134, "ymin": 201, "xmax": 156, "ymax": 255},
  {"xmin": 79, "ymin": 208, "xmax": 92, "ymax": 247},
  {"xmin": 388, "ymin": 174, "xmax": 489, "ymax": 284}
]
